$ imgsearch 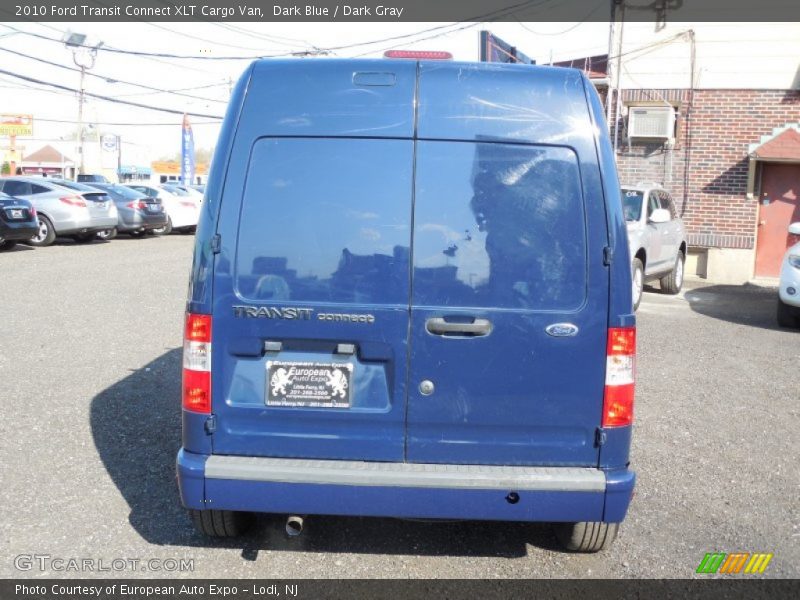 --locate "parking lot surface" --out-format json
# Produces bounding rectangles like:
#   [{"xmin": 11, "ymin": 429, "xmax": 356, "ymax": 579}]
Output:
[{"xmin": 1, "ymin": 236, "xmax": 797, "ymax": 578}]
